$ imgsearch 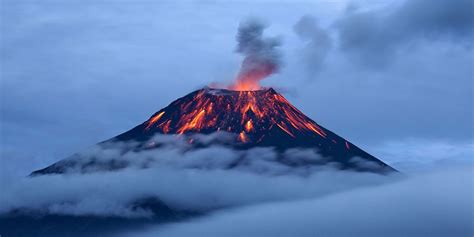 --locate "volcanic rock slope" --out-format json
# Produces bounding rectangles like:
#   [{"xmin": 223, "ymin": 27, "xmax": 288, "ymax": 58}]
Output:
[{"xmin": 32, "ymin": 87, "xmax": 396, "ymax": 175}]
